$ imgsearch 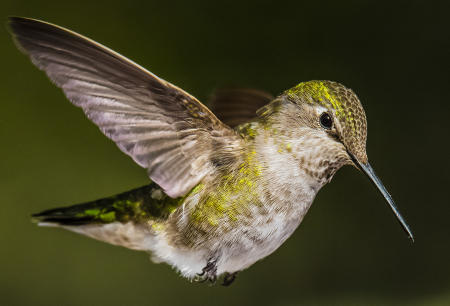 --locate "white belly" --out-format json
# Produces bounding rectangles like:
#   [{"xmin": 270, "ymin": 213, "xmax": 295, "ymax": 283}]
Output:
[{"xmin": 148, "ymin": 202, "xmax": 311, "ymax": 278}]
